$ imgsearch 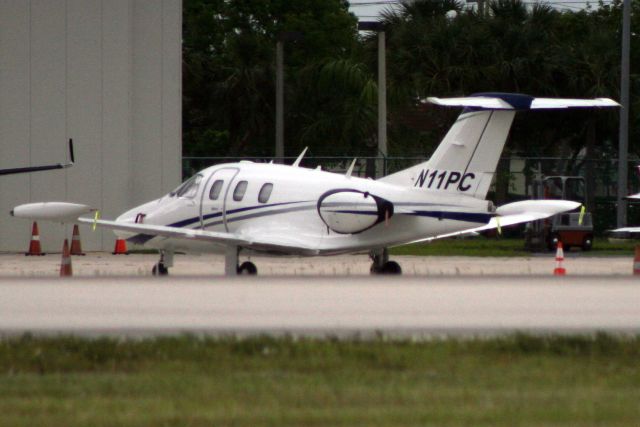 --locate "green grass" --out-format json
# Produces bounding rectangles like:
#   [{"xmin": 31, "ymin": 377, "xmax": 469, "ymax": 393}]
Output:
[
  {"xmin": 390, "ymin": 237, "xmax": 639, "ymax": 257},
  {"xmin": 1, "ymin": 334, "xmax": 639, "ymax": 426}
]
